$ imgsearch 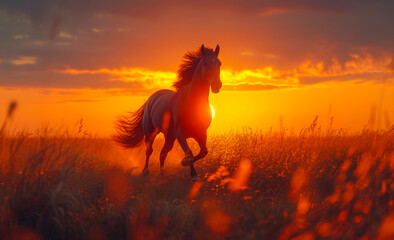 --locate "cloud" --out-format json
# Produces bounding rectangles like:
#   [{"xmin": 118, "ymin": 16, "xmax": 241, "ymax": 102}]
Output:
[
  {"xmin": 58, "ymin": 31, "xmax": 76, "ymax": 40},
  {"xmin": 300, "ymin": 72, "xmax": 393, "ymax": 85},
  {"xmin": 52, "ymin": 52, "xmax": 392, "ymax": 91},
  {"xmin": 0, "ymin": 0, "xmax": 393, "ymax": 94},
  {"xmin": 54, "ymin": 66, "xmax": 298, "ymax": 91},
  {"xmin": 56, "ymin": 67, "xmax": 176, "ymax": 89},
  {"xmin": 7, "ymin": 56, "xmax": 38, "ymax": 65},
  {"xmin": 47, "ymin": 99, "xmax": 97, "ymax": 104},
  {"xmin": 222, "ymin": 84, "xmax": 282, "ymax": 91},
  {"xmin": 2, "ymin": 0, "xmax": 391, "ymax": 25},
  {"xmin": 1, "ymin": 53, "xmax": 392, "ymax": 95},
  {"xmin": 0, "ymin": 68, "xmax": 146, "ymax": 90},
  {"xmin": 12, "ymin": 34, "xmax": 29, "ymax": 39},
  {"xmin": 220, "ymin": 68, "xmax": 298, "ymax": 88},
  {"xmin": 297, "ymin": 54, "xmax": 393, "ymax": 84},
  {"xmin": 240, "ymin": 50, "xmax": 255, "ymax": 56}
]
